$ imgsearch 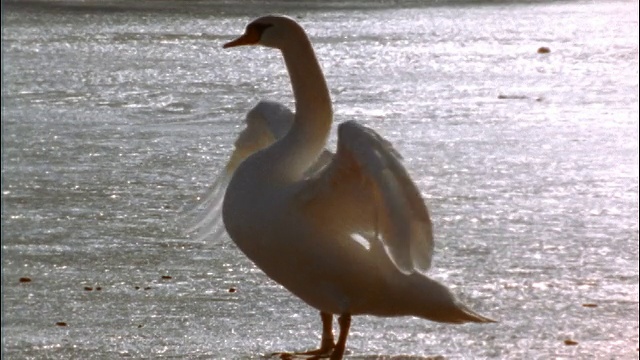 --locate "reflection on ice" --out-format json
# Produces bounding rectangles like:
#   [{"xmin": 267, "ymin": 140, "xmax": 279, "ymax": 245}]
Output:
[{"xmin": 2, "ymin": 0, "xmax": 638, "ymax": 359}]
